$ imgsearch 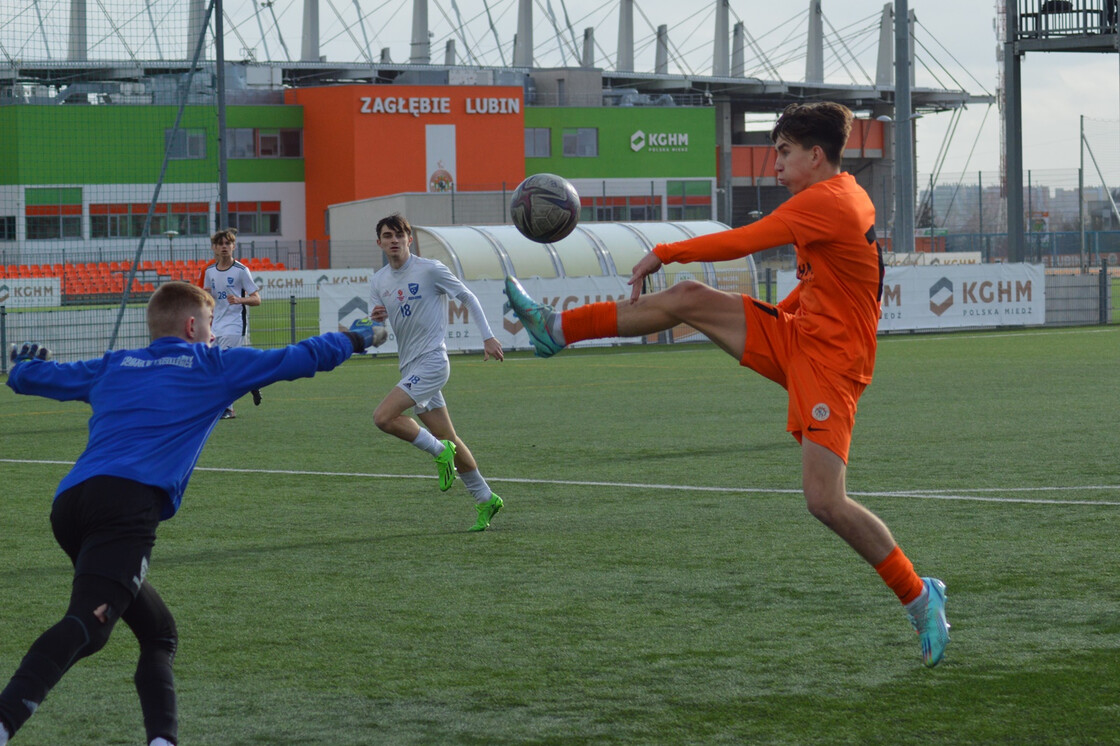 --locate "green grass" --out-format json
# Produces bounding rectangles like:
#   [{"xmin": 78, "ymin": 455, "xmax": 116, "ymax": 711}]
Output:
[{"xmin": 2, "ymin": 327, "xmax": 1120, "ymax": 744}]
